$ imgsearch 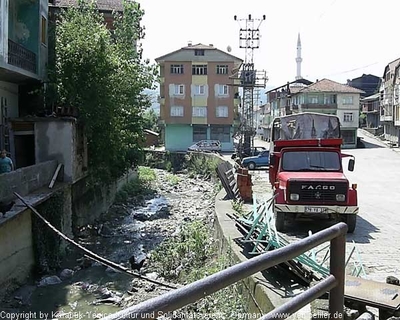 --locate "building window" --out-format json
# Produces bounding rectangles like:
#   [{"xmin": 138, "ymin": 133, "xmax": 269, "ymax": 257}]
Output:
[
  {"xmin": 41, "ymin": 16, "xmax": 47, "ymax": 45},
  {"xmin": 174, "ymin": 84, "xmax": 184, "ymax": 95},
  {"xmin": 341, "ymin": 130, "xmax": 355, "ymax": 144},
  {"xmin": 194, "ymin": 49, "xmax": 204, "ymax": 56},
  {"xmin": 309, "ymin": 96, "xmax": 318, "ymax": 104},
  {"xmin": 170, "ymin": 64, "xmax": 184, "ymax": 74},
  {"xmin": 343, "ymin": 112, "xmax": 353, "ymax": 122},
  {"xmin": 194, "ymin": 85, "xmax": 205, "ymax": 95},
  {"xmin": 324, "ymin": 94, "xmax": 336, "ymax": 104},
  {"xmin": 218, "ymin": 84, "xmax": 228, "ymax": 96},
  {"xmin": 216, "ymin": 106, "xmax": 228, "ymax": 117},
  {"xmin": 192, "ymin": 65, "xmax": 207, "ymax": 75},
  {"xmin": 210, "ymin": 125, "xmax": 230, "ymax": 143},
  {"xmin": 342, "ymin": 96, "xmax": 353, "ymax": 105},
  {"xmin": 192, "ymin": 106, "xmax": 207, "ymax": 117},
  {"xmin": 170, "ymin": 106, "xmax": 184, "ymax": 117},
  {"xmin": 193, "ymin": 125, "xmax": 207, "ymax": 141},
  {"xmin": 216, "ymin": 65, "xmax": 228, "ymax": 74}
]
